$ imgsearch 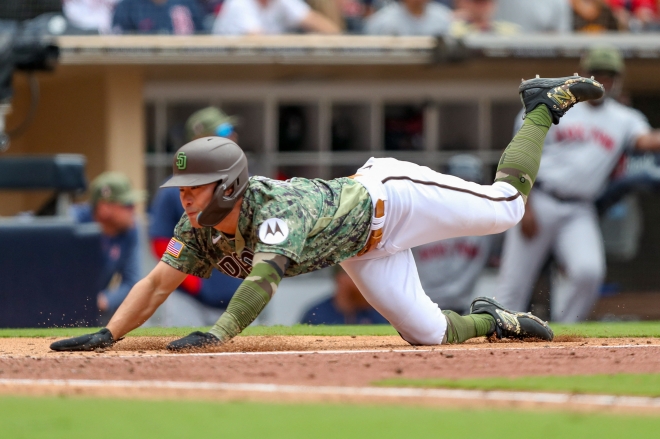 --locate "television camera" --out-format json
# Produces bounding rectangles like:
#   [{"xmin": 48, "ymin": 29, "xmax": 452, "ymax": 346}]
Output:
[{"xmin": 0, "ymin": 14, "xmax": 61, "ymax": 152}]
